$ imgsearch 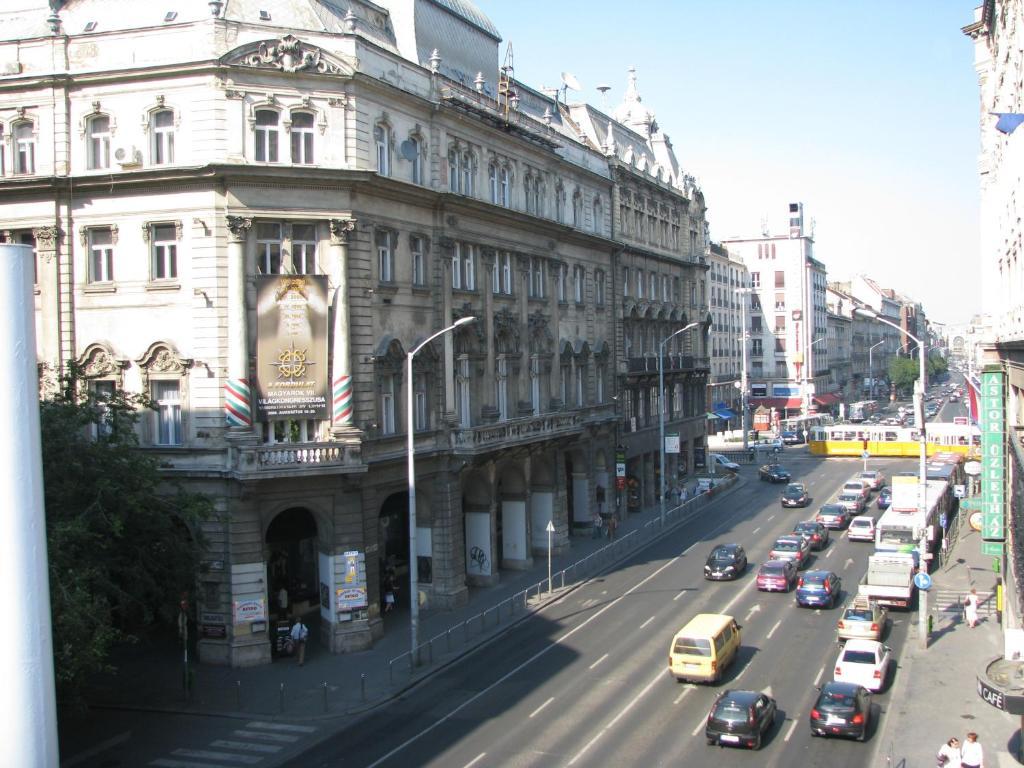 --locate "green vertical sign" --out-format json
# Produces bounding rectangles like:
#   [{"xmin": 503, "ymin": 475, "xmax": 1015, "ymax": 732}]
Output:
[{"xmin": 980, "ymin": 368, "xmax": 1005, "ymax": 542}]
